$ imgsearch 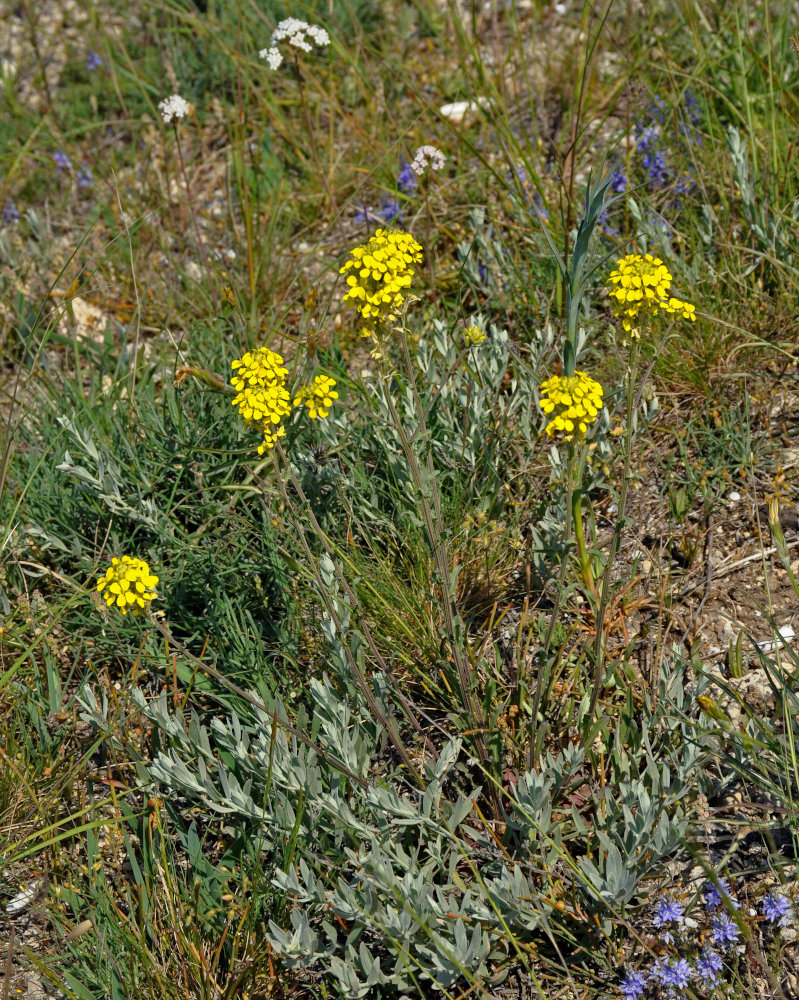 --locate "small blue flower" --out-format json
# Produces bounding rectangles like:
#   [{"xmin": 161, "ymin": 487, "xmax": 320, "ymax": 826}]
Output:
[
  {"xmin": 378, "ymin": 198, "xmax": 403, "ymax": 223},
  {"xmin": 653, "ymin": 957, "xmax": 692, "ymax": 992},
  {"xmin": 85, "ymin": 50, "xmax": 103, "ymax": 71},
  {"xmin": 641, "ymin": 148, "xmax": 669, "ymax": 186},
  {"xmin": 683, "ymin": 90, "xmax": 702, "ymax": 127},
  {"xmin": 619, "ymin": 967, "xmax": 648, "ymax": 999},
  {"xmin": 610, "ymin": 166, "xmax": 627, "ymax": 194},
  {"xmin": 354, "ymin": 199, "xmax": 402, "ymax": 225},
  {"xmin": 396, "ymin": 161, "xmax": 417, "ymax": 194},
  {"xmin": 635, "ymin": 124, "xmax": 659, "ymax": 154},
  {"xmin": 695, "ymin": 948, "xmax": 724, "ymax": 987},
  {"xmin": 53, "ymin": 150, "xmax": 71, "ymax": 172},
  {"xmin": 645, "ymin": 94, "xmax": 668, "ymax": 124},
  {"xmin": 2, "ymin": 199, "xmax": 20, "ymax": 224},
  {"xmin": 76, "ymin": 167, "xmax": 94, "ymax": 189},
  {"xmin": 710, "ymin": 912, "xmax": 741, "ymax": 949},
  {"xmin": 704, "ymin": 877, "xmax": 738, "ymax": 911},
  {"xmin": 762, "ymin": 892, "xmax": 793, "ymax": 928},
  {"xmin": 653, "ymin": 897, "xmax": 684, "ymax": 927}
]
